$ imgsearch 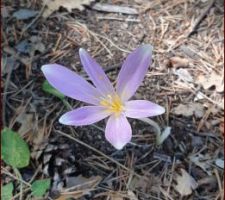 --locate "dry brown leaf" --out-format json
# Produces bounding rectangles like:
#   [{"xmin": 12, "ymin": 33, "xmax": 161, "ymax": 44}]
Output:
[
  {"xmin": 169, "ymin": 57, "xmax": 189, "ymax": 68},
  {"xmin": 197, "ymin": 71, "xmax": 224, "ymax": 93},
  {"xmin": 17, "ymin": 113, "xmax": 34, "ymax": 137},
  {"xmin": 127, "ymin": 190, "xmax": 138, "ymax": 200},
  {"xmin": 42, "ymin": 0, "xmax": 95, "ymax": 18},
  {"xmin": 16, "ymin": 113, "xmax": 47, "ymax": 145},
  {"xmin": 65, "ymin": 175, "xmax": 101, "ymax": 189},
  {"xmin": 57, "ymin": 175, "xmax": 102, "ymax": 200},
  {"xmin": 55, "ymin": 191, "xmax": 88, "ymax": 200},
  {"xmin": 56, "ymin": 175, "xmax": 102, "ymax": 200},
  {"xmin": 174, "ymin": 169, "xmax": 198, "ymax": 196},
  {"xmin": 172, "ymin": 103, "xmax": 204, "ymax": 118}
]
